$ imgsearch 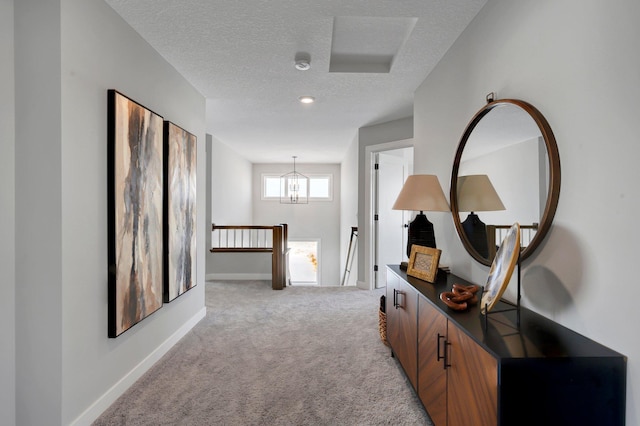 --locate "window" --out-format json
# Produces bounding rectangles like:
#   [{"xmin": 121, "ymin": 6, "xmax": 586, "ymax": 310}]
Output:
[
  {"xmin": 262, "ymin": 173, "xmax": 332, "ymax": 201},
  {"xmin": 263, "ymin": 175, "xmax": 283, "ymax": 198},
  {"xmin": 309, "ymin": 176, "xmax": 331, "ymax": 199}
]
